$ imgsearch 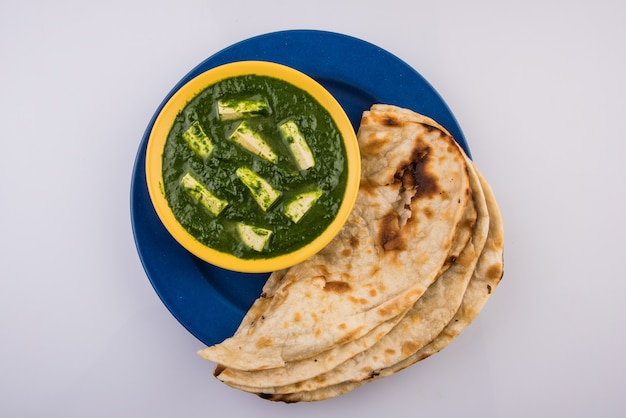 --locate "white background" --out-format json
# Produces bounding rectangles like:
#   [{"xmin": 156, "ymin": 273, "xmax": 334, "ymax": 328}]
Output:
[{"xmin": 2, "ymin": 0, "xmax": 625, "ymax": 417}]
